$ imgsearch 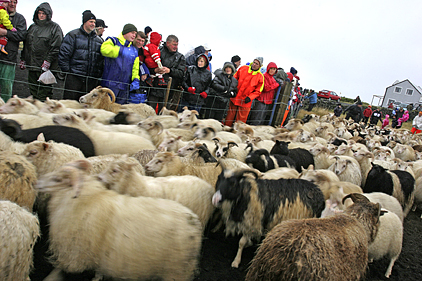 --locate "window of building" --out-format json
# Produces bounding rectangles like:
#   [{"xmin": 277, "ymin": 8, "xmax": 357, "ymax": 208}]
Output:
[
  {"xmin": 394, "ymin": 87, "xmax": 402, "ymax": 93},
  {"xmin": 406, "ymin": 89, "xmax": 414, "ymax": 96}
]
